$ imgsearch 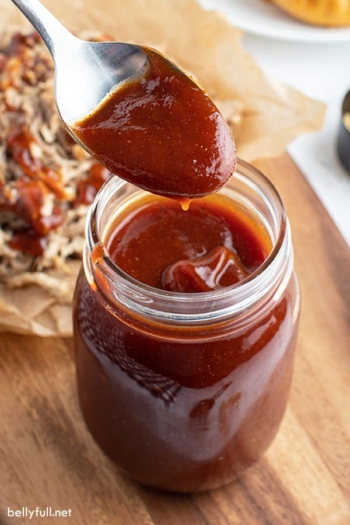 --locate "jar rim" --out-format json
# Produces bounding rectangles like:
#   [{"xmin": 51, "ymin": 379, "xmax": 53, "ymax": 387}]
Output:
[{"xmin": 85, "ymin": 158, "xmax": 292, "ymax": 321}]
